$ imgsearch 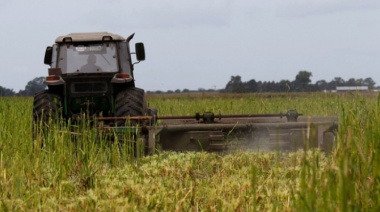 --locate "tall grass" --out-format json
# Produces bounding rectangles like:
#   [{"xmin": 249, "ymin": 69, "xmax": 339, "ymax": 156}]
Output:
[
  {"xmin": 0, "ymin": 92, "xmax": 379, "ymax": 210},
  {"xmin": 0, "ymin": 97, "xmax": 140, "ymax": 210},
  {"xmin": 293, "ymin": 93, "xmax": 380, "ymax": 211},
  {"xmin": 148, "ymin": 92, "xmax": 342, "ymax": 115}
]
